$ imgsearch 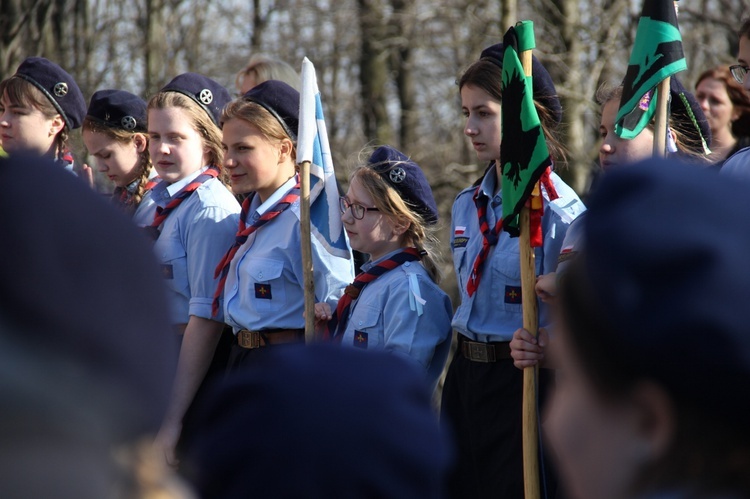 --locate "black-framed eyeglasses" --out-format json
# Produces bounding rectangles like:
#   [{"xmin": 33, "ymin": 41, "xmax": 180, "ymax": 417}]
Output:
[
  {"xmin": 339, "ymin": 196, "xmax": 379, "ymax": 220},
  {"xmin": 730, "ymin": 64, "xmax": 749, "ymax": 84}
]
